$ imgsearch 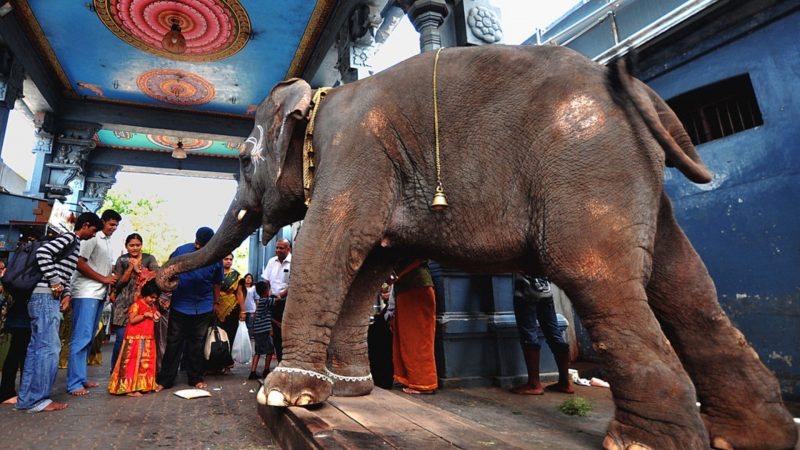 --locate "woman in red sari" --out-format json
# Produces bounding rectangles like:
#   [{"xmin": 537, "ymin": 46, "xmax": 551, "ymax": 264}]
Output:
[{"xmin": 108, "ymin": 280, "xmax": 161, "ymax": 397}]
